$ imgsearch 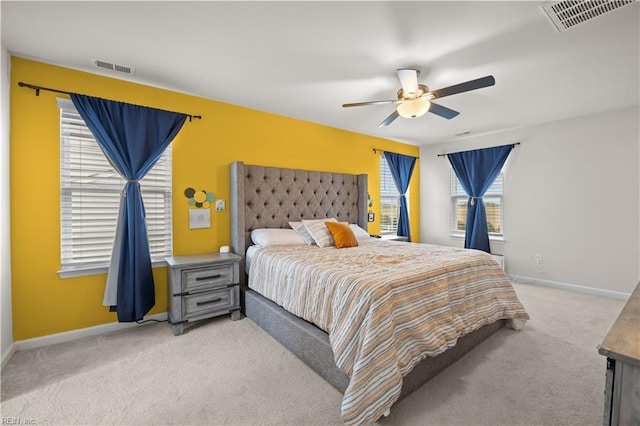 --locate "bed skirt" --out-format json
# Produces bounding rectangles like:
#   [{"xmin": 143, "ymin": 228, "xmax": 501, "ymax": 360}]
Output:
[{"xmin": 243, "ymin": 287, "xmax": 505, "ymax": 398}]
